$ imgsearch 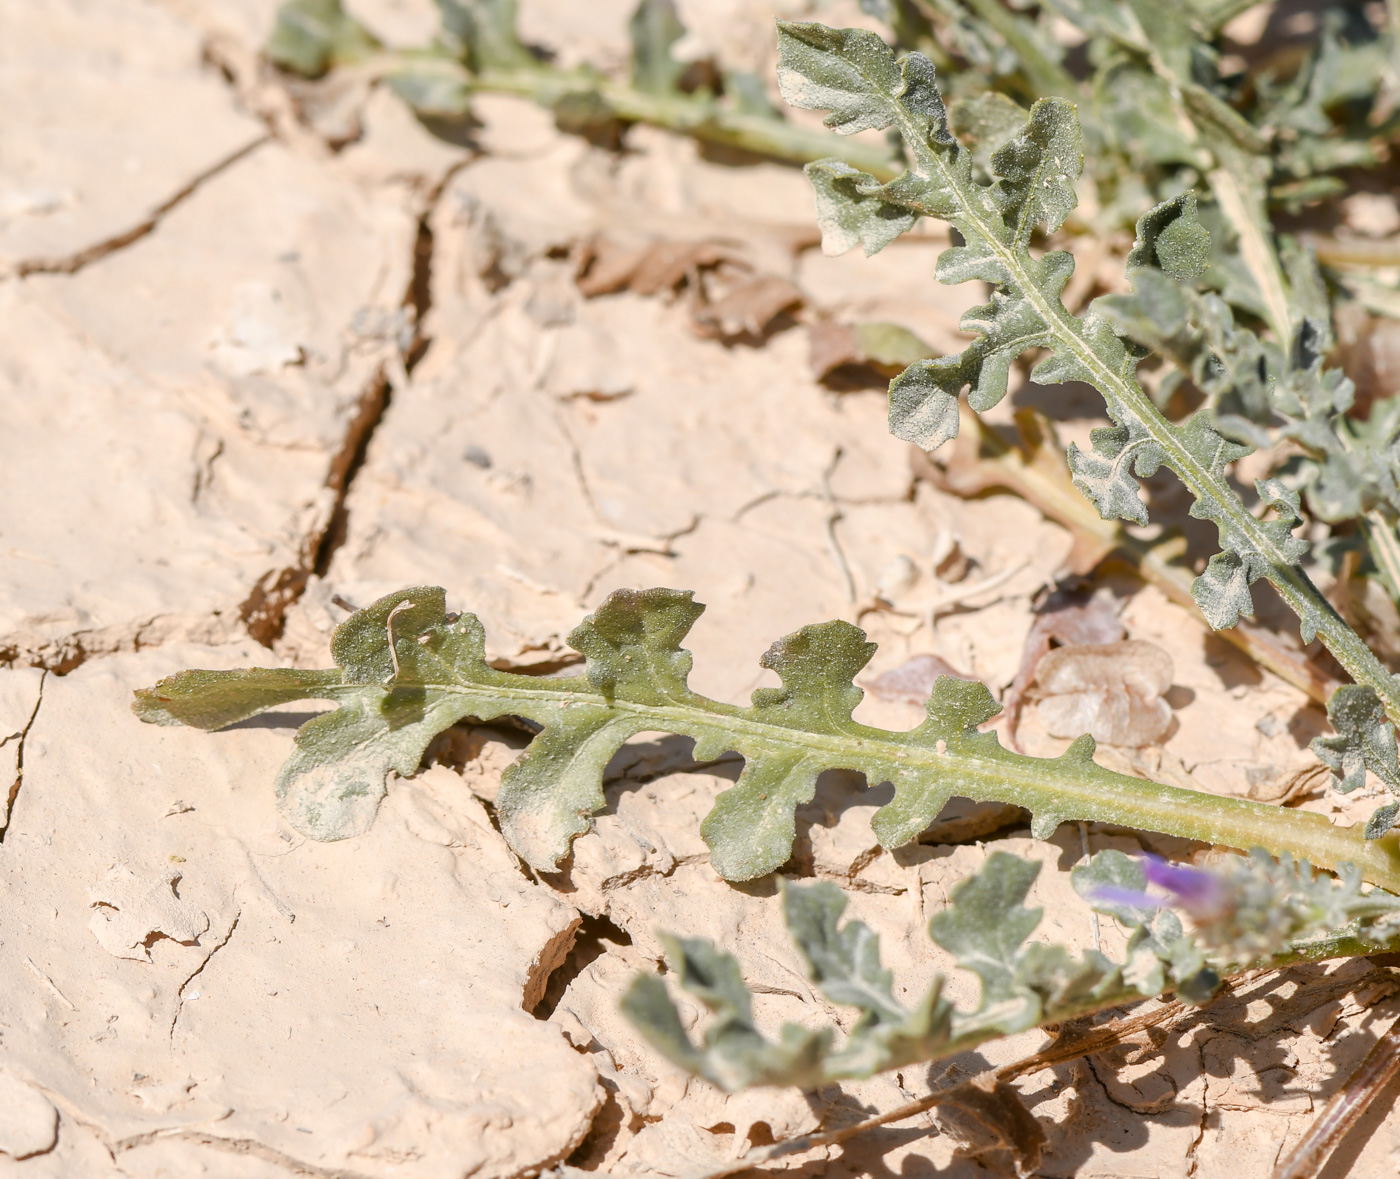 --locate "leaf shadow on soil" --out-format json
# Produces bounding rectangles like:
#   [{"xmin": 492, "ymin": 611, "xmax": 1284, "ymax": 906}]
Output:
[
  {"xmin": 421, "ymin": 729, "xmax": 1400, "ymax": 1173},
  {"xmin": 745, "ymin": 972, "xmax": 1400, "ymax": 1177}
]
